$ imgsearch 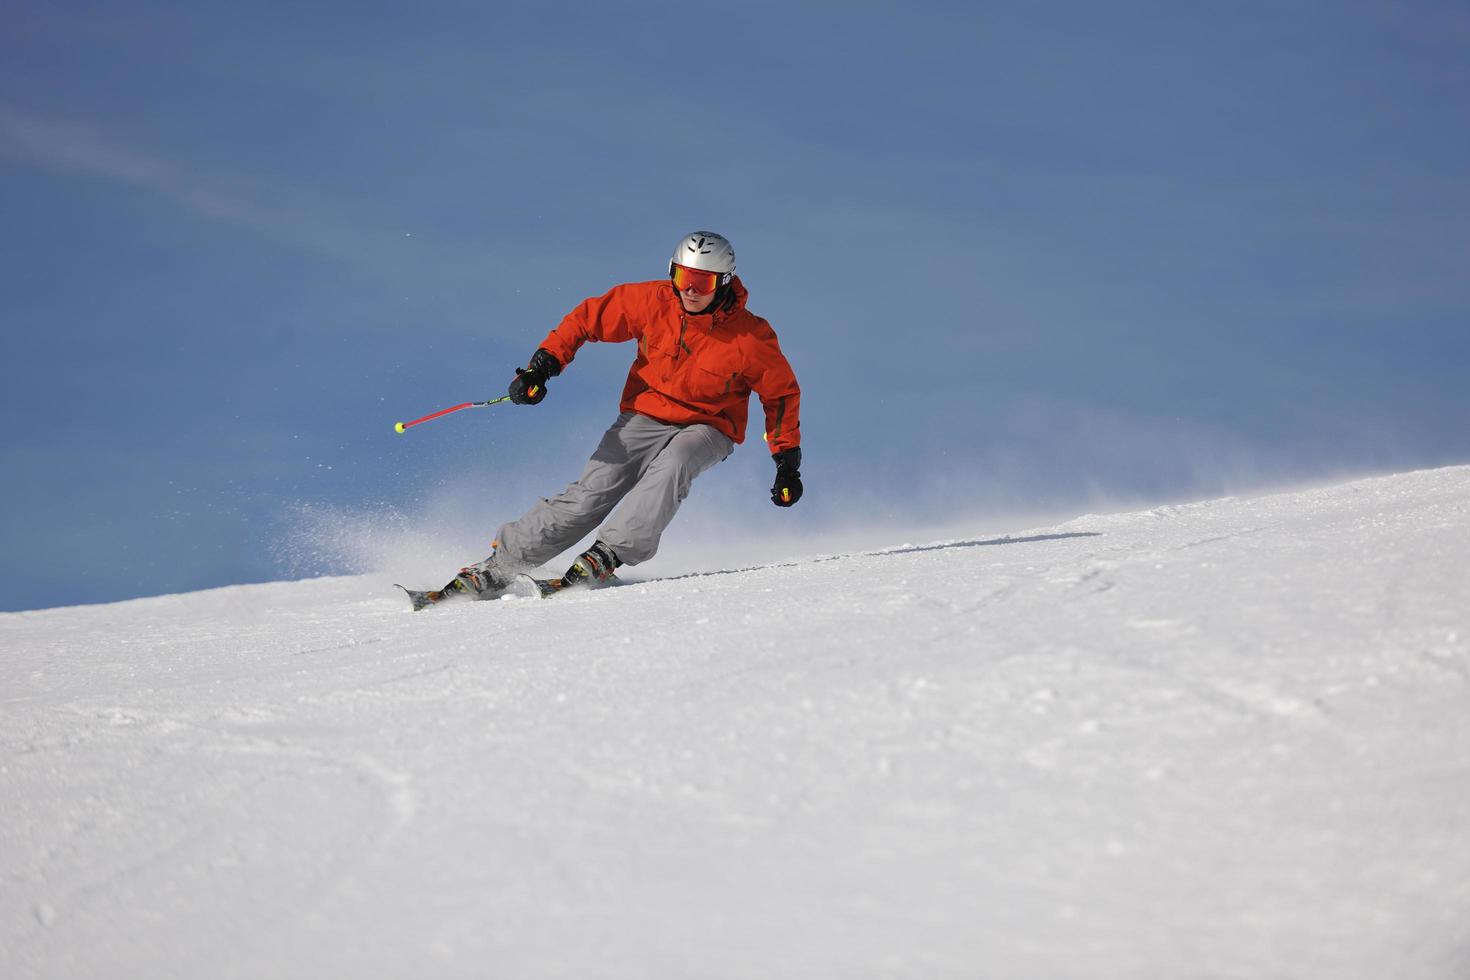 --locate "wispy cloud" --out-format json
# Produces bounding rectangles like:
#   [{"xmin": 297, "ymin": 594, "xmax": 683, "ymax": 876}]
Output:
[
  {"xmin": 0, "ymin": 105, "xmax": 178, "ymax": 184},
  {"xmin": 0, "ymin": 104, "xmax": 433, "ymax": 278}
]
